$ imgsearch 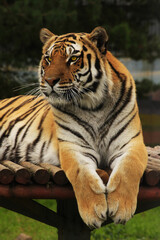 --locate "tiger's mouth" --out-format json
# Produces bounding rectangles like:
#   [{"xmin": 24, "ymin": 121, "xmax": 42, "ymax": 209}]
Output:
[
  {"xmin": 54, "ymin": 87, "xmax": 80, "ymax": 102},
  {"xmin": 41, "ymin": 83, "xmax": 82, "ymax": 105}
]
